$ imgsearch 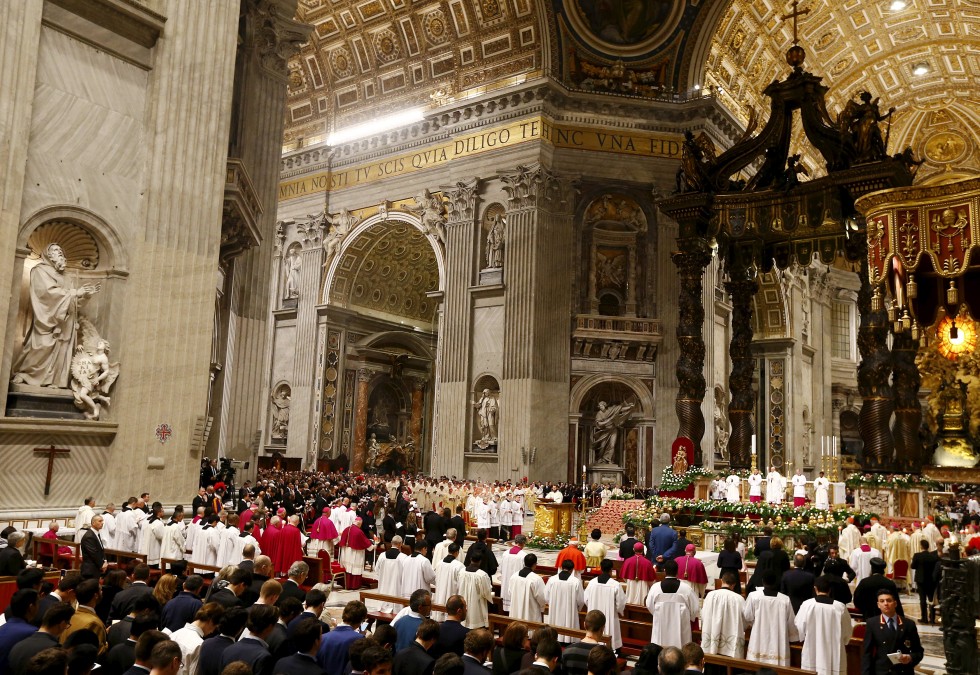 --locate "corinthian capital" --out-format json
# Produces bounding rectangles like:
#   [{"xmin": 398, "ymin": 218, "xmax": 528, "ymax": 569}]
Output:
[
  {"xmin": 498, "ymin": 163, "xmax": 577, "ymax": 212},
  {"xmin": 246, "ymin": 0, "xmax": 312, "ymax": 81},
  {"xmin": 442, "ymin": 178, "xmax": 481, "ymax": 224}
]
